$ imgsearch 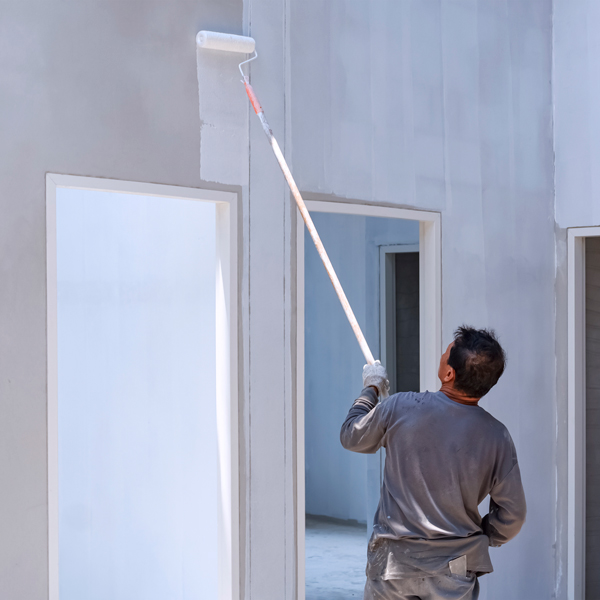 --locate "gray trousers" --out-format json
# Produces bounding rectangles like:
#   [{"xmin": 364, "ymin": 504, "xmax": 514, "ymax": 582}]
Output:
[{"xmin": 364, "ymin": 573, "xmax": 479, "ymax": 600}]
